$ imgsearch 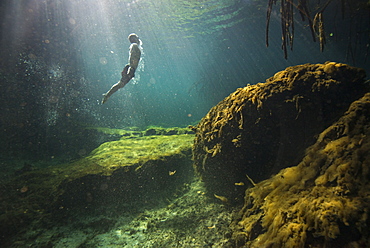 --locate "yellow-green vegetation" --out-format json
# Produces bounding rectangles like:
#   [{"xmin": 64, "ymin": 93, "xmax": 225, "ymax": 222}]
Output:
[
  {"xmin": 232, "ymin": 93, "xmax": 370, "ymax": 247},
  {"xmin": 0, "ymin": 131, "xmax": 194, "ymax": 245},
  {"xmin": 87, "ymin": 134, "xmax": 194, "ymax": 171},
  {"xmin": 85, "ymin": 126, "xmax": 142, "ymax": 136},
  {"xmin": 85, "ymin": 126, "xmax": 193, "ymax": 137}
]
